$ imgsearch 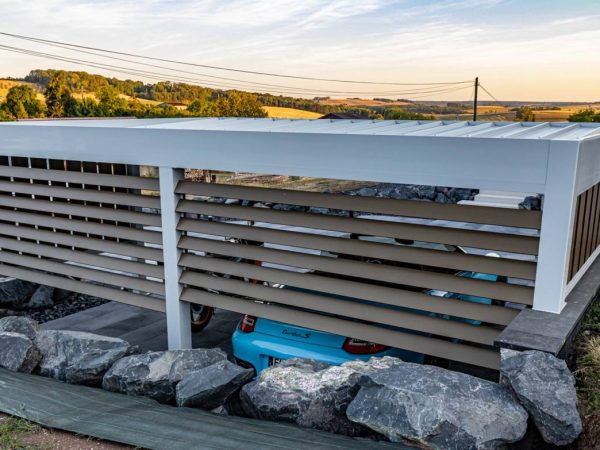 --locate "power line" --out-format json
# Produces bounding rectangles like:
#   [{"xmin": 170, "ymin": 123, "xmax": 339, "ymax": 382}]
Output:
[
  {"xmin": 0, "ymin": 43, "xmax": 475, "ymax": 97},
  {"xmin": 479, "ymin": 83, "xmax": 504, "ymax": 106},
  {"xmin": 0, "ymin": 31, "xmax": 474, "ymax": 87},
  {"xmin": 3, "ymin": 37, "xmax": 473, "ymax": 95}
]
